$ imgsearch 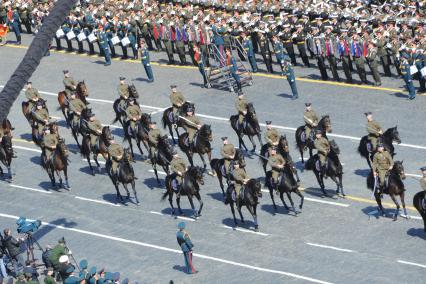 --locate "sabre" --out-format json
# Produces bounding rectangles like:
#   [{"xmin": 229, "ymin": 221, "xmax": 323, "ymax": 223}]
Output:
[
  {"xmin": 371, "ymin": 174, "xmax": 378, "ymax": 199},
  {"xmin": 178, "ymin": 115, "xmax": 199, "ymax": 128}
]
